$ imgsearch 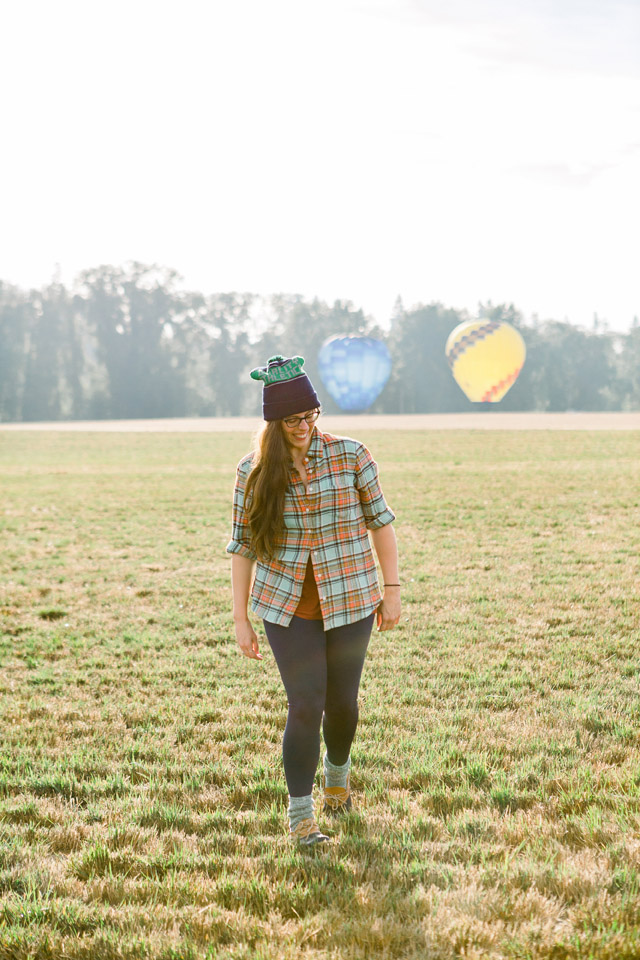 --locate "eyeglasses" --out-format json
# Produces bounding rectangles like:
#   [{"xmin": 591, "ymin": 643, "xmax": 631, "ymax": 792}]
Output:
[{"xmin": 282, "ymin": 410, "xmax": 321, "ymax": 429}]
